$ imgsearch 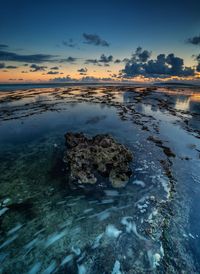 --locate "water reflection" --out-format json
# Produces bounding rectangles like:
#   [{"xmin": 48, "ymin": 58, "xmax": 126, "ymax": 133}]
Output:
[{"xmin": 175, "ymin": 96, "xmax": 191, "ymax": 111}]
